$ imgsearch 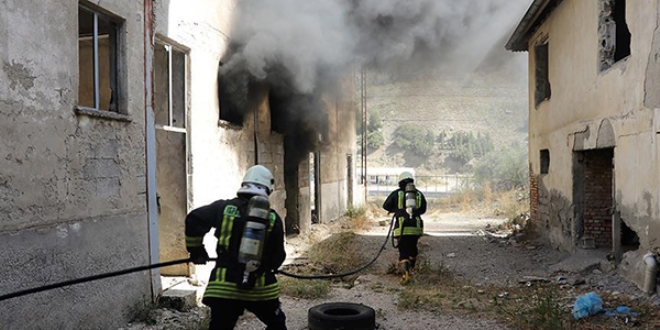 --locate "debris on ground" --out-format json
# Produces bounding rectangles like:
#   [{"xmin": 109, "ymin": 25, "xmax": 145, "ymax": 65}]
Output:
[{"xmin": 573, "ymin": 292, "xmax": 604, "ymax": 320}]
